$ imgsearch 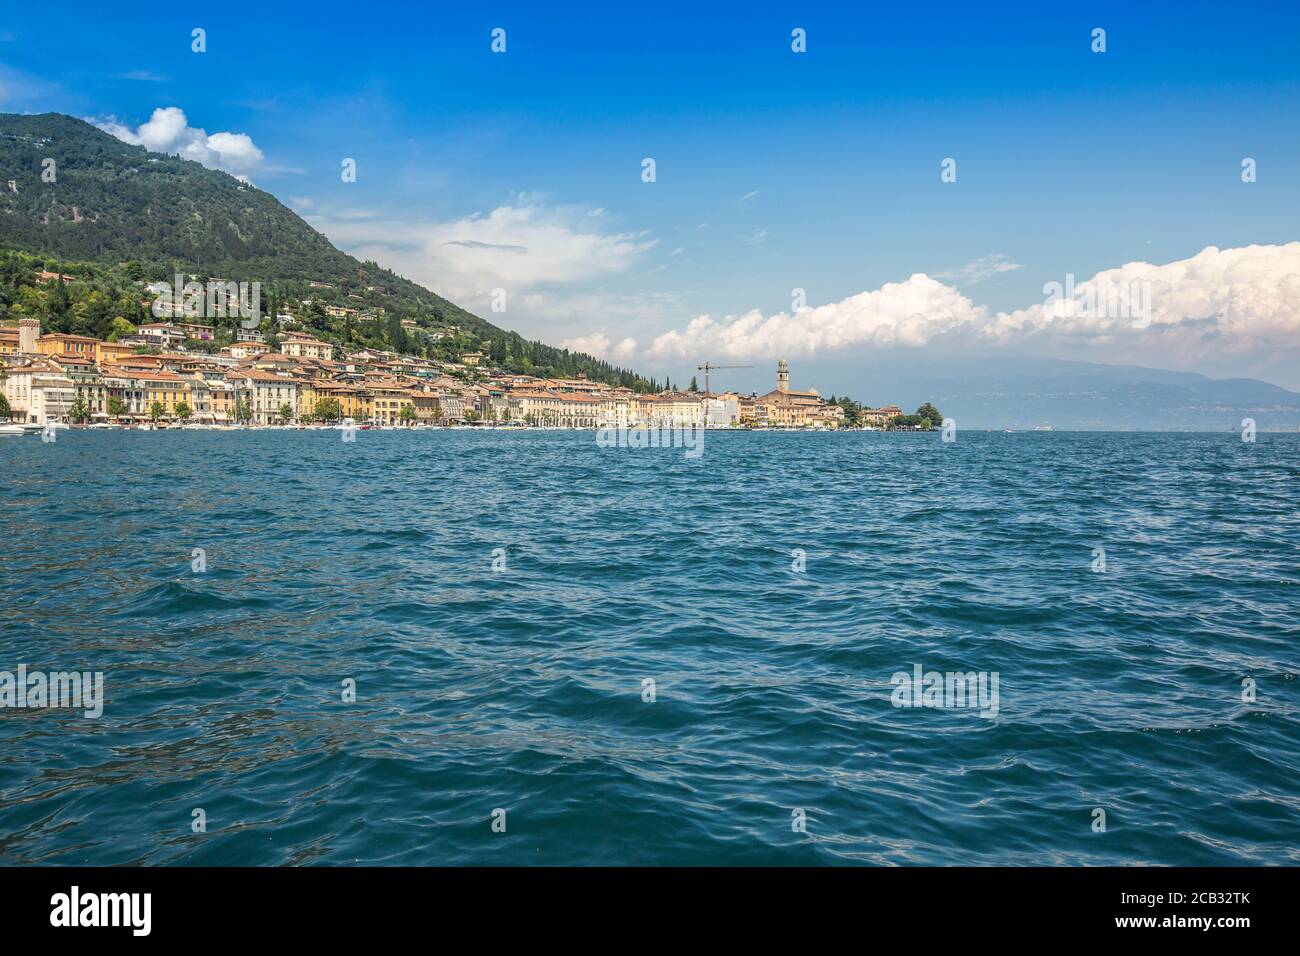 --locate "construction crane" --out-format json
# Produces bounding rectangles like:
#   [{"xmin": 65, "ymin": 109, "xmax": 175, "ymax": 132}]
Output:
[
  {"xmin": 696, "ymin": 362, "xmax": 753, "ymax": 397},
  {"xmin": 696, "ymin": 362, "xmax": 753, "ymax": 426}
]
